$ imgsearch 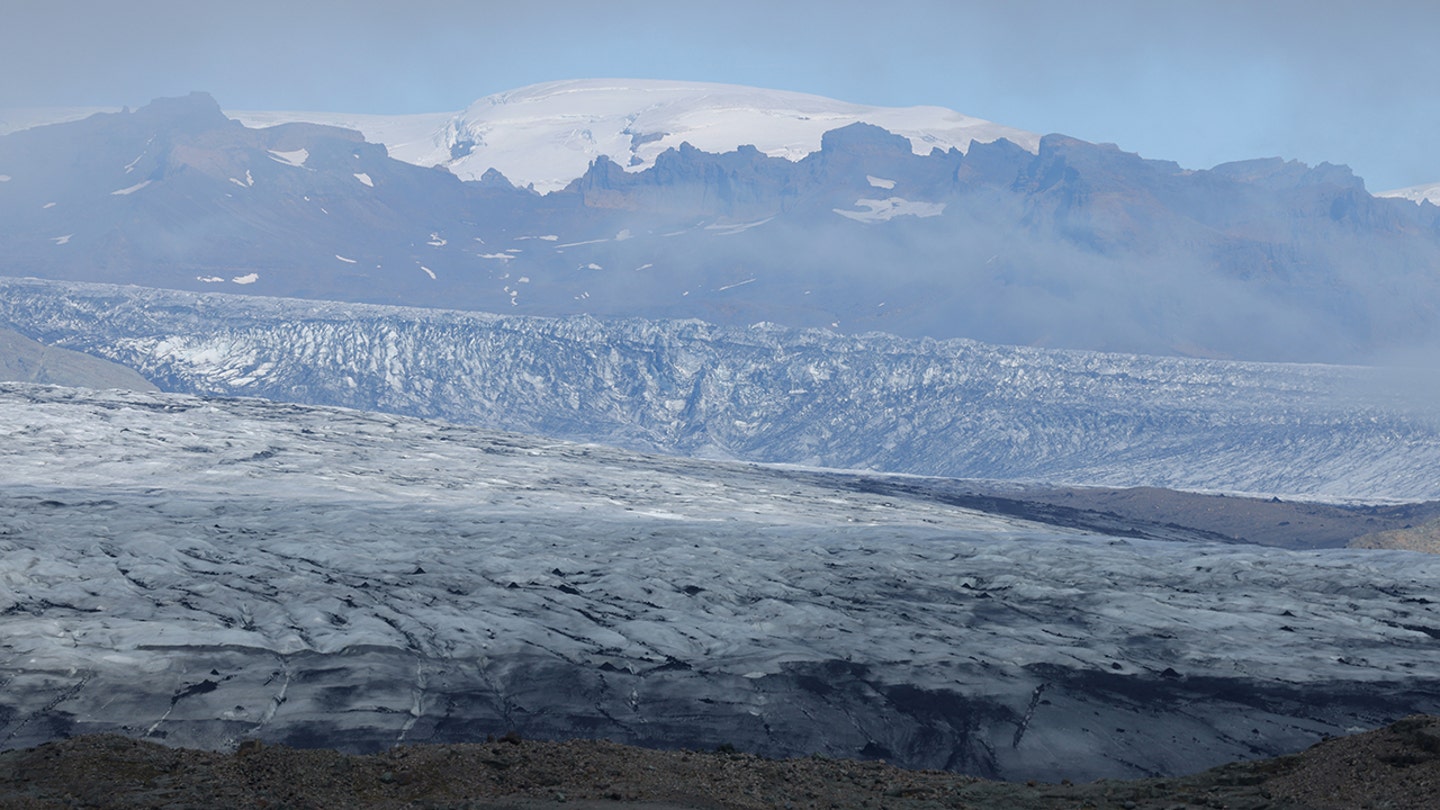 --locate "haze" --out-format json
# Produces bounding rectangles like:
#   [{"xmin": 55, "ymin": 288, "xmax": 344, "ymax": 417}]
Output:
[{"xmin": 4, "ymin": 0, "xmax": 1437, "ymax": 192}]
